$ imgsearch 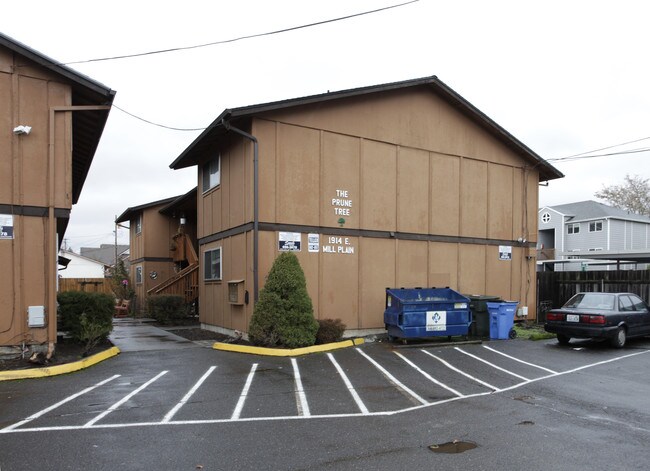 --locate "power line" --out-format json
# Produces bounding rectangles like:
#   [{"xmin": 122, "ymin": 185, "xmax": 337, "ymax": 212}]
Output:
[
  {"xmin": 113, "ymin": 105, "xmax": 205, "ymax": 131},
  {"xmin": 554, "ymin": 136, "xmax": 650, "ymax": 160},
  {"xmin": 62, "ymin": 1, "xmax": 420, "ymax": 65},
  {"xmin": 549, "ymin": 147, "xmax": 650, "ymax": 162}
]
